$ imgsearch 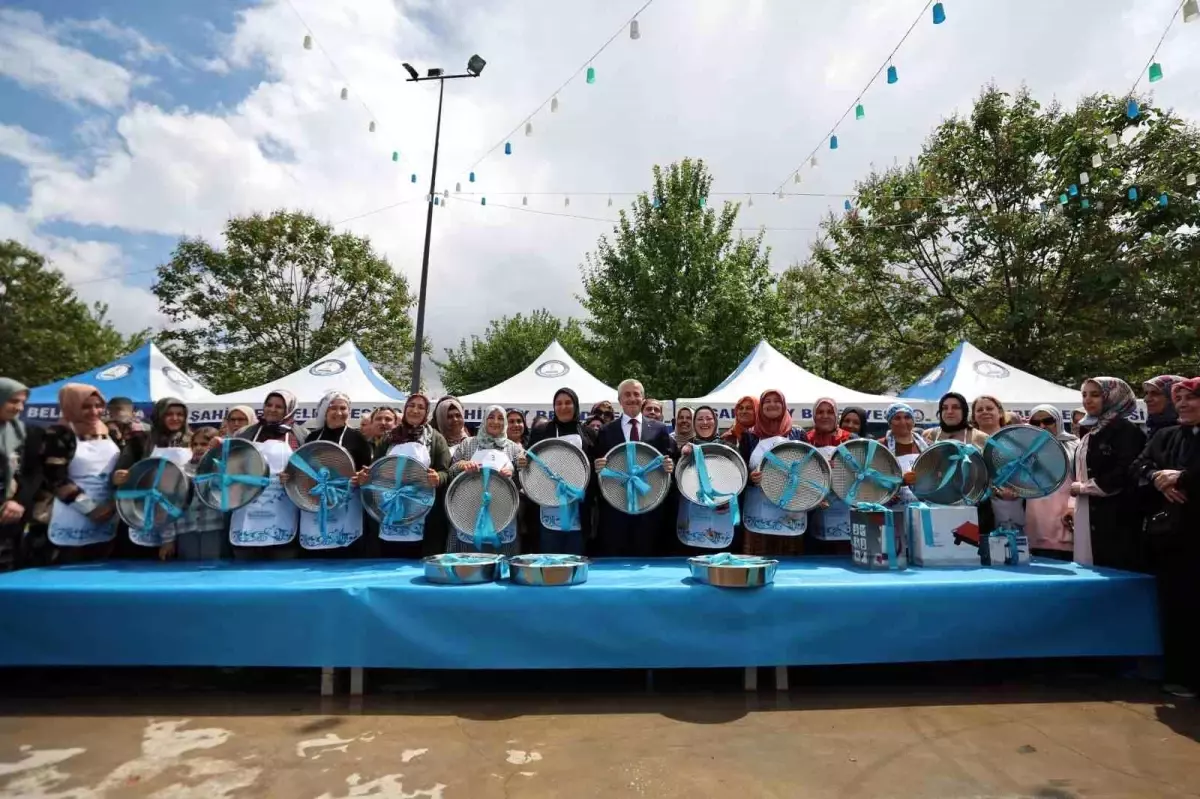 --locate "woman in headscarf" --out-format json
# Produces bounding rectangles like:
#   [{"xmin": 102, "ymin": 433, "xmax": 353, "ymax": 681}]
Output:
[
  {"xmin": 589, "ymin": 401, "xmax": 615, "ymax": 427},
  {"xmin": 372, "ymin": 393, "xmax": 452, "ymax": 558},
  {"xmin": 42, "ymin": 384, "xmax": 120, "ymax": 563},
  {"xmin": 723, "ymin": 395, "xmax": 758, "ymax": 445},
  {"xmin": 805, "ymin": 398, "xmax": 852, "ymax": 449},
  {"xmin": 432, "ymin": 396, "xmax": 469, "ymax": 449},
  {"xmin": 1023, "ymin": 405, "xmax": 1080, "ymax": 561},
  {"xmin": 738, "ymin": 389, "xmax": 807, "ymax": 557},
  {"xmin": 674, "ymin": 406, "xmax": 740, "ymax": 555},
  {"xmin": 804, "ymin": 398, "xmax": 854, "ymax": 554},
  {"xmin": 291, "ymin": 390, "xmax": 372, "ymax": 557},
  {"xmin": 838, "ymin": 406, "xmax": 867, "ymax": 438},
  {"xmin": 1066, "ymin": 377, "xmax": 1146, "ymax": 570},
  {"xmin": 446, "ymin": 404, "xmax": 524, "ymax": 556},
  {"xmin": 923, "ymin": 392, "xmax": 988, "ymax": 449},
  {"xmin": 506, "ymin": 409, "xmax": 528, "ymax": 447},
  {"xmin": 1, "ymin": 378, "xmax": 41, "ymax": 571},
  {"xmin": 220, "ymin": 406, "xmax": 256, "ymax": 437},
  {"xmin": 223, "ymin": 390, "xmax": 306, "ymax": 560},
  {"xmin": 111, "ymin": 397, "xmax": 191, "ymax": 559},
  {"xmin": 672, "ymin": 406, "xmax": 695, "ymax": 448},
  {"xmin": 1144, "ymin": 375, "xmax": 1186, "ymax": 437},
  {"xmin": 522, "ymin": 388, "xmax": 594, "ymax": 555},
  {"xmin": 879, "ymin": 402, "xmax": 927, "ymax": 507}
]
